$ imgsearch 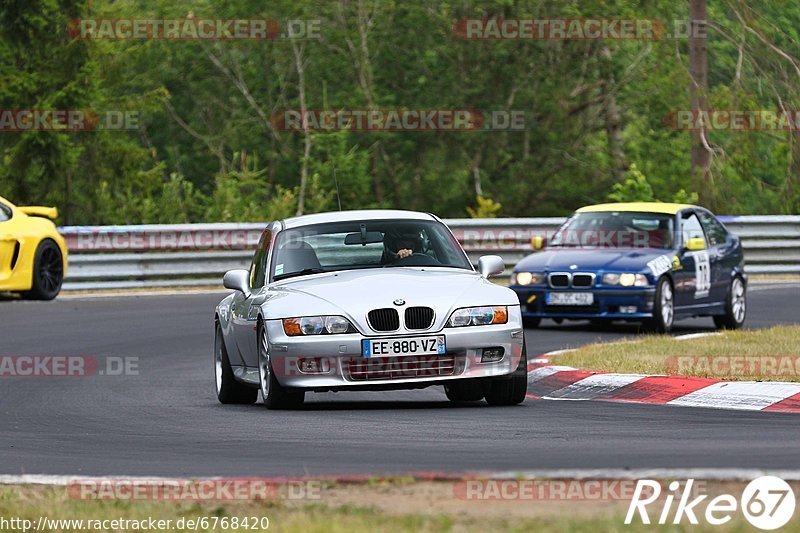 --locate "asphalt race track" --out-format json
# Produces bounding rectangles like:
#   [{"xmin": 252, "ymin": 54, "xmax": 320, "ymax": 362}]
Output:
[{"xmin": 1, "ymin": 283, "xmax": 799, "ymax": 477}]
